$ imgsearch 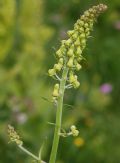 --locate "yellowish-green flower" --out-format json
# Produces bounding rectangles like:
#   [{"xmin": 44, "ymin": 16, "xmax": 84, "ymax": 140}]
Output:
[
  {"xmin": 8, "ymin": 125, "xmax": 23, "ymax": 146},
  {"xmin": 52, "ymin": 84, "xmax": 60, "ymax": 97},
  {"xmin": 70, "ymin": 125, "xmax": 79, "ymax": 136},
  {"xmin": 48, "ymin": 4, "xmax": 107, "ymax": 94}
]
